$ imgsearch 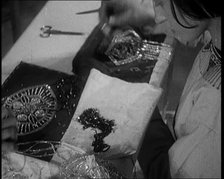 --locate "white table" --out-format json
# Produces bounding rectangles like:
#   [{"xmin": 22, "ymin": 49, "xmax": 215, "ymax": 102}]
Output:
[{"xmin": 2, "ymin": 1, "xmax": 101, "ymax": 84}]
